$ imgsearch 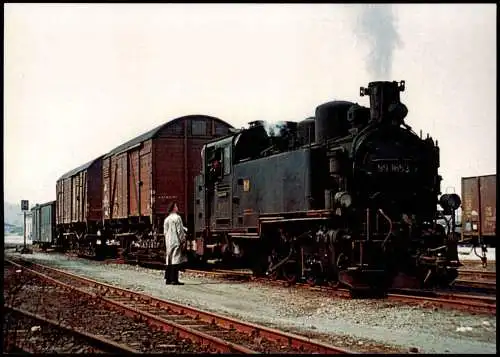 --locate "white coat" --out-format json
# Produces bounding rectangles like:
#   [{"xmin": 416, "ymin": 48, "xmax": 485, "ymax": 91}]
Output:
[{"xmin": 164, "ymin": 212, "xmax": 188, "ymax": 266}]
